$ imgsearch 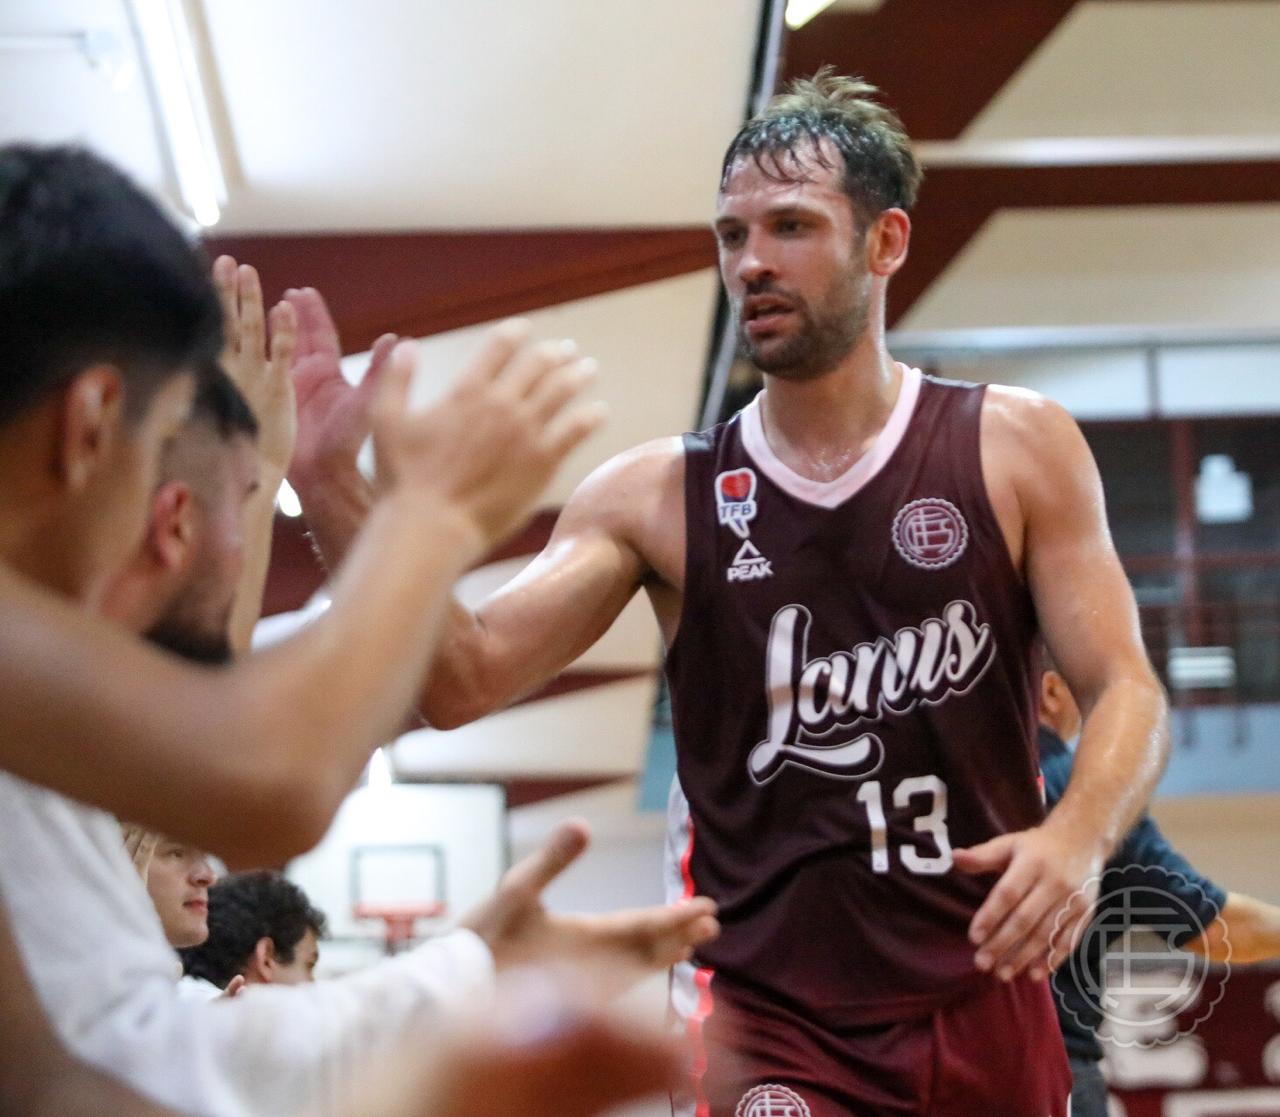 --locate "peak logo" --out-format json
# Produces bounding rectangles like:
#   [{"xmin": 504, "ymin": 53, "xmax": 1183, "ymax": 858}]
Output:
[
  {"xmin": 728, "ymin": 541, "xmax": 772, "ymax": 582},
  {"xmin": 748, "ymin": 600, "xmax": 996, "ymax": 784}
]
